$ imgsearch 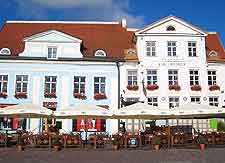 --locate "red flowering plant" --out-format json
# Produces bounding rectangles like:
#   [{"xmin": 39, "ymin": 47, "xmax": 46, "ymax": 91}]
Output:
[
  {"xmin": 209, "ymin": 85, "xmax": 220, "ymax": 91},
  {"xmin": 169, "ymin": 85, "xmax": 181, "ymax": 91},
  {"xmin": 73, "ymin": 93, "xmax": 87, "ymax": 100},
  {"xmin": 15, "ymin": 92, "xmax": 27, "ymax": 99},
  {"xmin": 146, "ymin": 85, "xmax": 159, "ymax": 91},
  {"xmin": 0, "ymin": 92, "xmax": 7, "ymax": 98},
  {"xmin": 190, "ymin": 85, "xmax": 202, "ymax": 91},
  {"xmin": 94, "ymin": 93, "xmax": 107, "ymax": 100},
  {"xmin": 126, "ymin": 85, "xmax": 139, "ymax": 91},
  {"xmin": 44, "ymin": 92, "xmax": 57, "ymax": 98}
]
